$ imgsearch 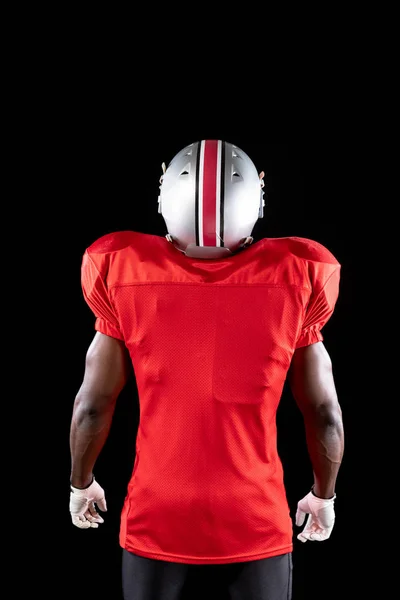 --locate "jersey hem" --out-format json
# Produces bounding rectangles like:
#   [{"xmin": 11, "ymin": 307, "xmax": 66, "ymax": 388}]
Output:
[{"xmin": 119, "ymin": 543, "xmax": 293, "ymax": 565}]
